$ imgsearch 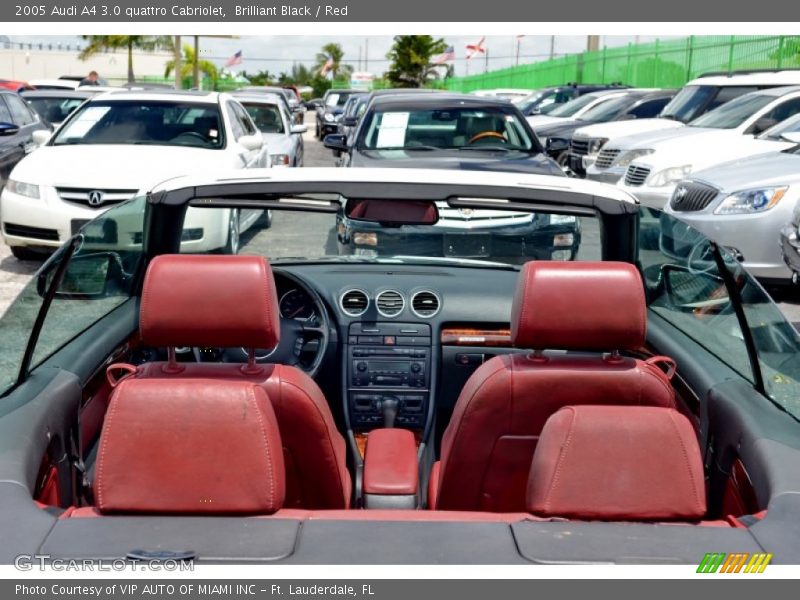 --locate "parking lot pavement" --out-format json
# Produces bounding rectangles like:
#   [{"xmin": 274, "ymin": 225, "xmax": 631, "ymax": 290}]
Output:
[{"xmin": 2, "ymin": 117, "xmax": 800, "ymax": 328}]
